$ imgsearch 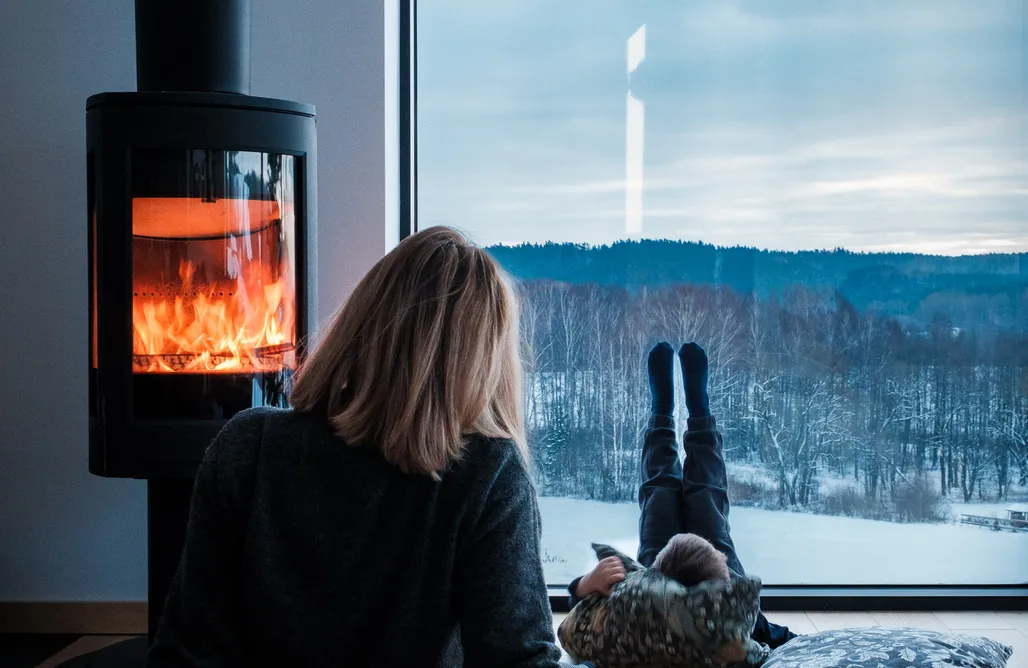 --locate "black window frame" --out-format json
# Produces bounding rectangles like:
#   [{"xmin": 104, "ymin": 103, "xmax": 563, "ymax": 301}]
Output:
[{"xmin": 397, "ymin": 0, "xmax": 1027, "ymax": 612}]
